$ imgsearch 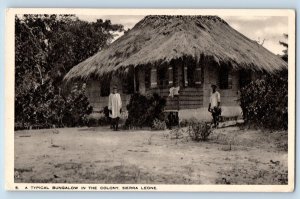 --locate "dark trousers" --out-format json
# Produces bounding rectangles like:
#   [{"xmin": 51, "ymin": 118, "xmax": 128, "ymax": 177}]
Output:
[
  {"xmin": 111, "ymin": 117, "xmax": 120, "ymax": 130},
  {"xmin": 211, "ymin": 107, "xmax": 221, "ymax": 127}
]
